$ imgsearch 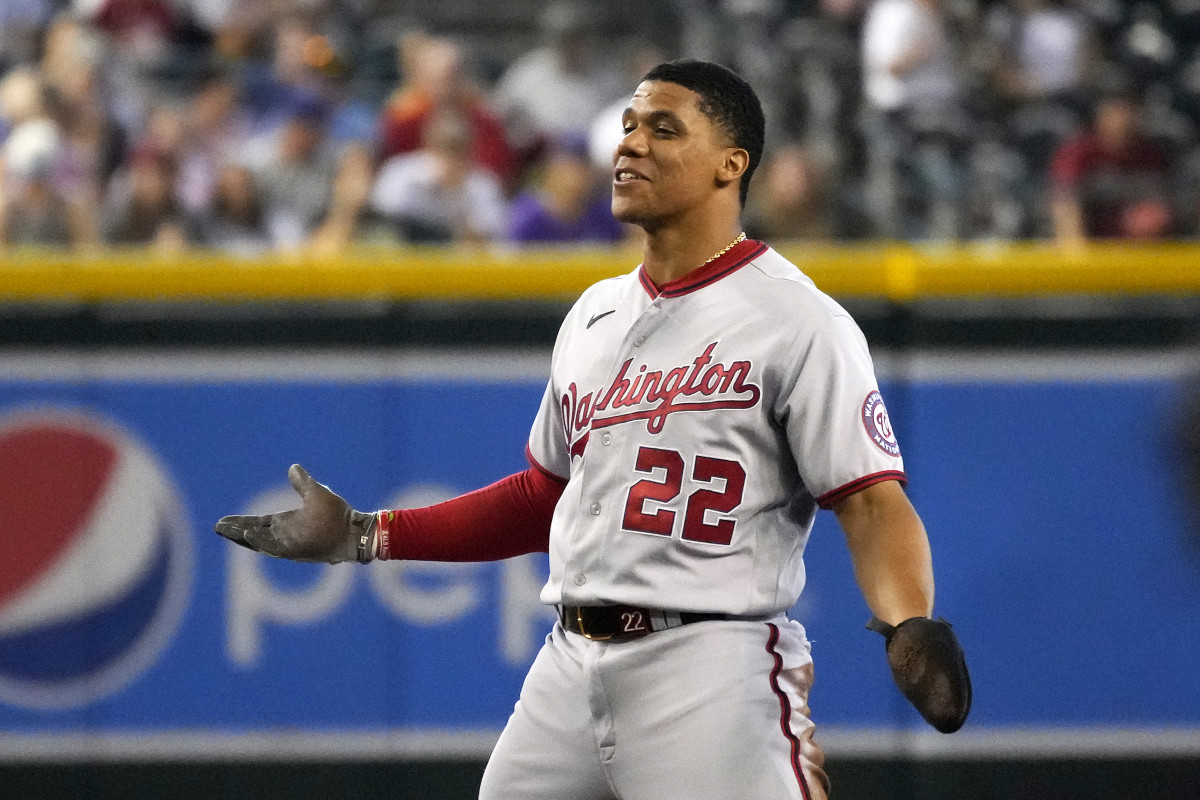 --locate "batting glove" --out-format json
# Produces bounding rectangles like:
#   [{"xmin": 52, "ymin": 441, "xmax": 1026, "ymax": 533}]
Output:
[{"xmin": 214, "ymin": 464, "xmax": 377, "ymax": 564}]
